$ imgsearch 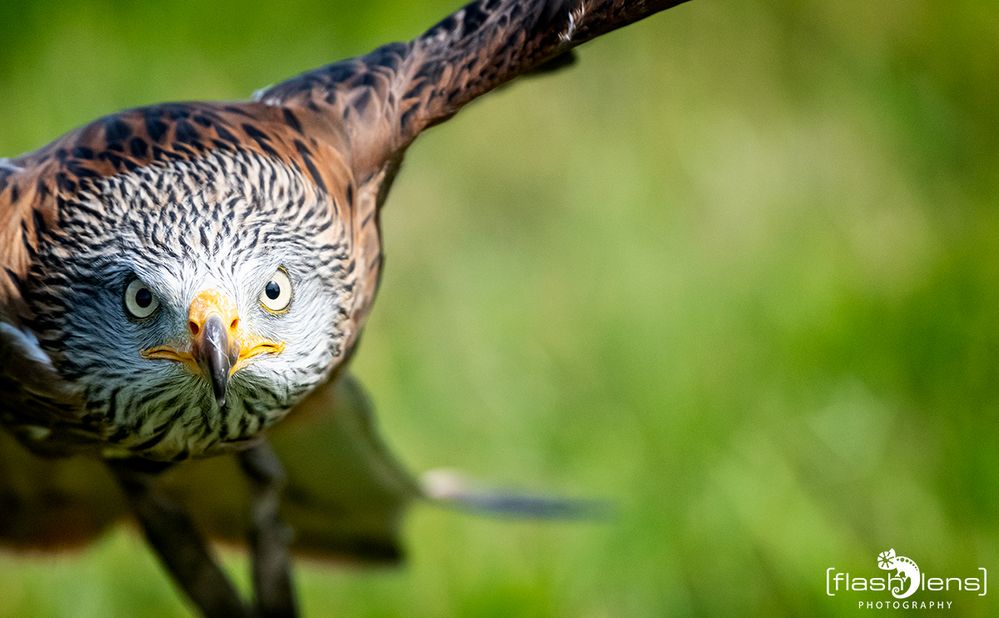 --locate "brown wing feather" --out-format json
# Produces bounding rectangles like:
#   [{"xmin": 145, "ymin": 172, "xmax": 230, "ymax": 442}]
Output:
[
  {"xmin": 253, "ymin": 0, "xmax": 689, "ymax": 330},
  {"xmin": 258, "ymin": 0, "xmax": 691, "ymax": 180}
]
